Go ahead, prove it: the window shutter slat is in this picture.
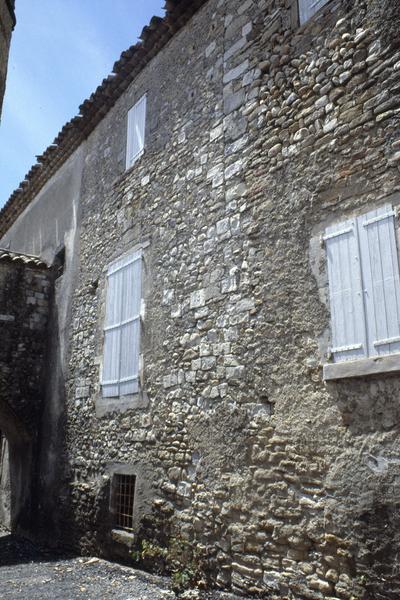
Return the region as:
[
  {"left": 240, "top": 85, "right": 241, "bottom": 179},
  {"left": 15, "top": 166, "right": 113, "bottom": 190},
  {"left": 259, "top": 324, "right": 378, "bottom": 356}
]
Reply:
[
  {"left": 121, "top": 256, "right": 142, "bottom": 321},
  {"left": 119, "top": 255, "right": 142, "bottom": 395},
  {"left": 325, "top": 219, "right": 366, "bottom": 362},
  {"left": 119, "top": 319, "right": 140, "bottom": 395},
  {"left": 102, "top": 329, "right": 121, "bottom": 397},
  {"left": 298, "top": 0, "right": 330, "bottom": 25},
  {"left": 357, "top": 205, "right": 400, "bottom": 357},
  {"left": 126, "top": 95, "right": 146, "bottom": 169},
  {"left": 102, "top": 252, "right": 142, "bottom": 398},
  {"left": 102, "top": 268, "right": 124, "bottom": 396},
  {"left": 105, "top": 269, "right": 124, "bottom": 327}
]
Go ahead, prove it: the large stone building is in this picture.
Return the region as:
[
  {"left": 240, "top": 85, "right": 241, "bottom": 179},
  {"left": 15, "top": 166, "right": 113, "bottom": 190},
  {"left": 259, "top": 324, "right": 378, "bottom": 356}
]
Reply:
[
  {"left": 0, "top": 0, "right": 15, "bottom": 119},
  {"left": 0, "top": 0, "right": 400, "bottom": 597}
]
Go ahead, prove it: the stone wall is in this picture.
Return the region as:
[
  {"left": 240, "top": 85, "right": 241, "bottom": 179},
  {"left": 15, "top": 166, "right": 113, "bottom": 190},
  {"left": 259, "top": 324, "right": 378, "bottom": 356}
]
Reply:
[
  {"left": 1, "top": 0, "right": 400, "bottom": 598},
  {"left": 65, "top": 0, "right": 400, "bottom": 597},
  {"left": 0, "top": 254, "right": 50, "bottom": 533},
  {"left": 0, "top": 0, "right": 15, "bottom": 120}
]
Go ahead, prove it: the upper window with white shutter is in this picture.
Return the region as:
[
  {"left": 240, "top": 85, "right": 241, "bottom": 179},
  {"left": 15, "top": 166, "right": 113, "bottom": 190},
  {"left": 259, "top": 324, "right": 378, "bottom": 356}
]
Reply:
[
  {"left": 101, "top": 250, "right": 142, "bottom": 398},
  {"left": 324, "top": 204, "right": 400, "bottom": 365},
  {"left": 126, "top": 94, "right": 147, "bottom": 170},
  {"left": 298, "top": 0, "right": 330, "bottom": 25}
]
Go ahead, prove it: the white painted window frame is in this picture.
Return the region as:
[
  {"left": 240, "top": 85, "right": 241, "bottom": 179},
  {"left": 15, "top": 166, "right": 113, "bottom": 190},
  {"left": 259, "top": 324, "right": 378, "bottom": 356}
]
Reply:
[
  {"left": 101, "top": 249, "right": 143, "bottom": 398},
  {"left": 126, "top": 94, "right": 147, "bottom": 170},
  {"left": 323, "top": 204, "right": 400, "bottom": 380},
  {"left": 298, "top": 0, "right": 331, "bottom": 26}
]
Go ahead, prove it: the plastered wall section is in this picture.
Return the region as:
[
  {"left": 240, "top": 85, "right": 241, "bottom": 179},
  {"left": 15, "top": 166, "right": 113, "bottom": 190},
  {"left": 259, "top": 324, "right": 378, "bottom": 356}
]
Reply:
[{"left": 0, "top": 148, "right": 83, "bottom": 541}]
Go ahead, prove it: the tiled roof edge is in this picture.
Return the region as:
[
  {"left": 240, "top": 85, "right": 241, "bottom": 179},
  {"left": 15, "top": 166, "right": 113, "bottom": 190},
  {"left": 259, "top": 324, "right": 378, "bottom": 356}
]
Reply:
[
  {"left": 0, "top": 248, "right": 48, "bottom": 269},
  {"left": 0, "top": 0, "right": 208, "bottom": 238}
]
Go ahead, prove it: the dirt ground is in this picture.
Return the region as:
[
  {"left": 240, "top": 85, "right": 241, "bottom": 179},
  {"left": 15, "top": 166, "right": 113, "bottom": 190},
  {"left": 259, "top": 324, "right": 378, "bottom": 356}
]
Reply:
[{"left": 0, "top": 530, "right": 241, "bottom": 600}]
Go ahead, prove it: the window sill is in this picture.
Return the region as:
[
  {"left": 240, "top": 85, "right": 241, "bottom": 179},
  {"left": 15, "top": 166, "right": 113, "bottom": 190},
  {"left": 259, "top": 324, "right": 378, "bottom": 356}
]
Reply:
[
  {"left": 111, "top": 528, "right": 135, "bottom": 547},
  {"left": 323, "top": 353, "right": 400, "bottom": 381},
  {"left": 96, "top": 391, "right": 149, "bottom": 417}
]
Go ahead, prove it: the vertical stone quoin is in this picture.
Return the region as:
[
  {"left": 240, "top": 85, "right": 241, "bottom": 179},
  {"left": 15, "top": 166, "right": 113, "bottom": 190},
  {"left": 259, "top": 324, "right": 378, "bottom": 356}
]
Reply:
[{"left": 0, "top": 0, "right": 400, "bottom": 598}]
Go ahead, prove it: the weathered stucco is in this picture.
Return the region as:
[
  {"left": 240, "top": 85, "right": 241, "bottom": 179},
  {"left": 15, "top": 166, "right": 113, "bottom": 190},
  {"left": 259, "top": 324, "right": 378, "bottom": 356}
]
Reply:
[
  {"left": 0, "top": 147, "right": 83, "bottom": 544},
  {"left": 1, "top": 0, "right": 400, "bottom": 598}
]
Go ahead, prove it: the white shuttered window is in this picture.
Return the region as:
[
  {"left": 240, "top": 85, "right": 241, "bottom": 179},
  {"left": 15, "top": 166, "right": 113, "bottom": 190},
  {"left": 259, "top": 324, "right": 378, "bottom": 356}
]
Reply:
[
  {"left": 298, "top": 0, "right": 330, "bottom": 25},
  {"left": 126, "top": 94, "right": 147, "bottom": 170},
  {"left": 325, "top": 205, "right": 400, "bottom": 363},
  {"left": 102, "top": 251, "right": 142, "bottom": 397},
  {"left": 324, "top": 218, "right": 366, "bottom": 362}
]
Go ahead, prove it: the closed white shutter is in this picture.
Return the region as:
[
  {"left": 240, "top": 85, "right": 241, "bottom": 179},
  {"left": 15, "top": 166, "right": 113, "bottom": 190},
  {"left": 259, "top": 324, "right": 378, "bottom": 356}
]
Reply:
[
  {"left": 102, "top": 268, "right": 124, "bottom": 397},
  {"left": 298, "top": 0, "right": 330, "bottom": 25},
  {"left": 324, "top": 218, "right": 366, "bottom": 362},
  {"left": 126, "top": 95, "right": 146, "bottom": 169},
  {"left": 357, "top": 205, "right": 400, "bottom": 357},
  {"left": 102, "top": 250, "right": 142, "bottom": 397},
  {"left": 119, "top": 255, "right": 142, "bottom": 395}
]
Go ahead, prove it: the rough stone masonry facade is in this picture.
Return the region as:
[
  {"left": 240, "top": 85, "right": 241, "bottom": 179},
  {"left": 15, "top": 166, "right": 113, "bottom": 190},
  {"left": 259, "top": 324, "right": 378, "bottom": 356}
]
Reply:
[{"left": 1, "top": 0, "right": 400, "bottom": 598}]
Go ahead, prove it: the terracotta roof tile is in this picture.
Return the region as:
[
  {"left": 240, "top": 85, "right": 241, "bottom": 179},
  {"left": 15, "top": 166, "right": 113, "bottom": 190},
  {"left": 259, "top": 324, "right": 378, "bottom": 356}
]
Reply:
[{"left": 0, "top": 248, "right": 48, "bottom": 269}]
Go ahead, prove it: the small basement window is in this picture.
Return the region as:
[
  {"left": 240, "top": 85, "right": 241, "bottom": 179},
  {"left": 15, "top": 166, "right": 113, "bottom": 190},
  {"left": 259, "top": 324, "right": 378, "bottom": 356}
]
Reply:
[{"left": 113, "top": 474, "right": 136, "bottom": 531}]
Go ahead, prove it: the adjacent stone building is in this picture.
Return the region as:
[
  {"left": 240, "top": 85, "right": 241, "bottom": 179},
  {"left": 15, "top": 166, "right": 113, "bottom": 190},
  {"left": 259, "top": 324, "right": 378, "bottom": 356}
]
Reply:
[
  {"left": 0, "top": 0, "right": 15, "bottom": 119},
  {"left": 0, "top": 250, "right": 50, "bottom": 532},
  {"left": 1, "top": 0, "right": 400, "bottom": 598}
]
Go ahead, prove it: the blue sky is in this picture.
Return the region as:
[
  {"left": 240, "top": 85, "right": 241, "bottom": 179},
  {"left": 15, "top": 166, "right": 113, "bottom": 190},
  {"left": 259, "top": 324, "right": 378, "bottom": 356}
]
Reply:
[{"left": 0, "top": 0, "right": 165, "bottom": 207}]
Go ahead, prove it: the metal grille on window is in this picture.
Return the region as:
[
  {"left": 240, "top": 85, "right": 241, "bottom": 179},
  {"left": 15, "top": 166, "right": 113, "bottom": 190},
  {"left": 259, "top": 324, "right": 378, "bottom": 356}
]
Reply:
[{"left": 114, "top": 474, "right": 136, "bottom": 531}]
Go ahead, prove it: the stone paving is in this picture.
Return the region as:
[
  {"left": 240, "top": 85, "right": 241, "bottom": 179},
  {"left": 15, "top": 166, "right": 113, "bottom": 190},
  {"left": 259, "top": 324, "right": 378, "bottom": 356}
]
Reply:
[{"left": 0, "top": 530, "right": 240, "bottom": 600}]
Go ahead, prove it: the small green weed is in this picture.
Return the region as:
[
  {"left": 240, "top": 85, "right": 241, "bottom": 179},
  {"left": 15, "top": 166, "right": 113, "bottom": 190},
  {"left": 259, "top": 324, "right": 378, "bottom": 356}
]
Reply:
[{"left": 132, "top": 536, "right": 203, "bottom": 592}]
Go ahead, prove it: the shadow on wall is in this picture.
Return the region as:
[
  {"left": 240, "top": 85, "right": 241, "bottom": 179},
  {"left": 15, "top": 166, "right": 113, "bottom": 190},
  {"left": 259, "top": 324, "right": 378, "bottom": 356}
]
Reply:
[
  {"left": 0, "top": 263, "right": 71, "bottom": 547},
  {"left": 0, "top": 400, "right": 35, "bottom": 535},
  {"left": 326, "top": 376, "right": 400, "bottom": 599},
  {"left": 329, "top": 376, "right": 400, "bottom": 435},
  {"left": 356, "top": 502, "right": 400, "bottom": 600},
  {"left": 33, "top": 282, "right": 71, "bottom": 549}
]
